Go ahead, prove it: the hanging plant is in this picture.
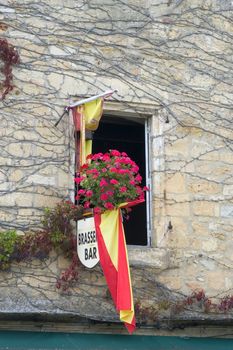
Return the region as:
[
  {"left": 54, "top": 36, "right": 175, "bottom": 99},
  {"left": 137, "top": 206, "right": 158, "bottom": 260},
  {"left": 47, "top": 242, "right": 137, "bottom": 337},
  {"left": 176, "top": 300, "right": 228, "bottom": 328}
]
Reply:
[
  {"left": 0, "top": 38, "right": 20, "bottom": 99},
  {"left": 75, "top": 150, "right": 149, "bottom": 214}
]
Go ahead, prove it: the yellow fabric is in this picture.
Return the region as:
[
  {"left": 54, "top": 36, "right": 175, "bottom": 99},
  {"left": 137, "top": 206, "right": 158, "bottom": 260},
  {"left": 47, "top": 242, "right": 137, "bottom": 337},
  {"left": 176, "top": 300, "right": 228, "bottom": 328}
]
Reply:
[
  {"left": 98, "top": 206, "right": 135, "bottom": 332},
  {"left": 78, "top": 98, "right": 103, "bottom": 165},
  {"left": 120, "top": 310, "right": 134, "bottom": 324},
  {"left": 99, "top": 209, "right": 119, "bottom": 270},
  {"left": 84, "top": 98, "right": 103, "bottom": 131},
  {"left": 79, "top": 105, "right": 86, "bottom": 166},
  {"left": 119, "top": 222, "right": 134, "bottom": 325},
  {"left": 85, "top": 140, "right": 92, "bottom": 160}
]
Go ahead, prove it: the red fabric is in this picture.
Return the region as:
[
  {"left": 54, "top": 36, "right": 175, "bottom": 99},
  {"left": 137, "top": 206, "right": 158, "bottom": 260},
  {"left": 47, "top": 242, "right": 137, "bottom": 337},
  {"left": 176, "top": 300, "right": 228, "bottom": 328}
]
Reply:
[
  {"left": 125, "top": 318, "right": 136, "bottom": 334},
  {"left": 117, "top": 211, "right": 136, "bottom": 333},
  {"left": 94, "top": 214, "right": 118, "bottom": 304},
  {"left": 94, "top": 211, "right": 136, "bottom": 333},
  {"left": 72, "top": 107, "right": 81, "bottom": 131},
  {"left": 120, "top": 198, "right": 144, "bottom": 209}
]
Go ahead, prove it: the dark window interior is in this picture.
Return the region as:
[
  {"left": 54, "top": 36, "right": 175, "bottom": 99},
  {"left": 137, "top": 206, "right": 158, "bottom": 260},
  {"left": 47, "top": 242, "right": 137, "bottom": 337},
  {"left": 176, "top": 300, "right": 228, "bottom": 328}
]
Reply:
[{"left": 92, "top": 115, "right": 147, "bottom": 246}]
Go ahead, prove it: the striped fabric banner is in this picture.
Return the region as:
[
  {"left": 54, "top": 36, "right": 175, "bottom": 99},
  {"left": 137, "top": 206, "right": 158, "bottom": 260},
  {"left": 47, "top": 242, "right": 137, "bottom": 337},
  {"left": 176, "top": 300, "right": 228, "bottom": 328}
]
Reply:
[
  {"left": 94, "top": 204, "right": 140, "bottom": 333},
  {"left": 72, "top": 98, "right": 103, "bottom": 170}
]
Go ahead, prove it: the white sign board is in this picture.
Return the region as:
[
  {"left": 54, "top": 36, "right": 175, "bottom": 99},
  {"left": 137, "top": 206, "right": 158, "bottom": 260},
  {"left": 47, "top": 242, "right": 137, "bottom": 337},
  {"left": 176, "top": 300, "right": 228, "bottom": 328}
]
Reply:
[{"left": 77, "top": 217, "right": 99, "bottom": 268}]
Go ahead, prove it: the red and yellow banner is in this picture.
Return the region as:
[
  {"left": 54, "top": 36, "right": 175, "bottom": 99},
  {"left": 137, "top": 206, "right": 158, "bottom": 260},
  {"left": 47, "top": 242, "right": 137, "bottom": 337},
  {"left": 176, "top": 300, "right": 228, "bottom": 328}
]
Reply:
[
  {"left": 72, "top": 98, "right": 103, "bottom": 170},
  {"left": 94, "top": 200, "right": 143, "bottom": 333},
  {"left": 71, "top": 92, "right": 140, "bottom": 333}
]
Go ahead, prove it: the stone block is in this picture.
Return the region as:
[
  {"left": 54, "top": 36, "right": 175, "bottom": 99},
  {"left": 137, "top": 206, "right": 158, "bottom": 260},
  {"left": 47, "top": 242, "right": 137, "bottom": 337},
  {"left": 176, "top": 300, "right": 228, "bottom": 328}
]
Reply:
[
  {"left": 8, "top": 142, "right": 33, "bottom": 158},
  {"left": 166, "top": 202, "right": 190, "bottom": 217},
  {"left": 208, "top": 271, "right": 226, "bottom": 290},
  {"left": 26, "top": 174, "right": 56, "bottom": 186},
  {"left": 202, "top": 239, "right": 218, "bottom": 252},
  {"left": 57, "top": 170, "right": 71, "bottom": 188},
  {"left": 0, "top": 193, "right": 16, "bottom": 206},
  {"left": 166, "top": 173, "right": 186, "bottom": 194},
  {"left": 223, "top": 185, "right": 233, "bottom": 196},
  {"left": 192, "top": 221, "right": 209, "bottom": 237},
  {"left": 14, "top": 193, "right": 34, "bottom": 207},
  {"left": 188, "top": 180, "right": 222, "bottom": 195},
  {"left": 221, "top": 205, "right": 233, "bottom": 218},
  {"left": 33, "top": 194, "right": 59, "bottom": 208},
  {"left": 128, "top": 247, "right": 170, "bottom": 270},
  {"left": 219, "top": 152, "right": 233, "bottom": 164},
  {"left": 193, "top": 201, "right": 218, "bottom": 217},
  {"left": 158, "top": 275, "right": 182, "bottom": 290},
  {"left": 166, "top": 229, "right": 190, "bottom": 249},
  {"left": 48, "top": 72, "right": 64, "bottom": 89},
  {"left": 165, "top": 138, "right": 189, "bottom": 157},
  {"left": 9, "top": 170, "right": 24, "bottom": 182}
]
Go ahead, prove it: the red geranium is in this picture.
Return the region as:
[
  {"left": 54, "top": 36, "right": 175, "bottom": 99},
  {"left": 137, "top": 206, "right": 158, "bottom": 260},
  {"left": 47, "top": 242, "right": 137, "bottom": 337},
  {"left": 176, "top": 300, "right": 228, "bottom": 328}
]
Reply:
[{"left": 75, "top": 150, "right": 149, "bottom": 212}]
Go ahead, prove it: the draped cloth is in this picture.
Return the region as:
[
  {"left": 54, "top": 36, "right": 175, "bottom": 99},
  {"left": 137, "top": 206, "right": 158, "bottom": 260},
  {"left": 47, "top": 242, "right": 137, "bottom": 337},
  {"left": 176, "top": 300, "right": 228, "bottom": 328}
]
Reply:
[
  {"left": 72, "top": 98, "right": 103, "bottom": 170},
  {"left": 94, "top": 200, "right": 144, "bottom": 333}
]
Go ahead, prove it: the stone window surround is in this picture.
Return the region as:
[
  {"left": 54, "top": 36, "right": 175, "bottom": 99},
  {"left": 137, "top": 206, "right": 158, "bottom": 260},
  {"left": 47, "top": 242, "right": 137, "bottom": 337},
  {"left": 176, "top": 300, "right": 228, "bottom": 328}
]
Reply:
[{"left": 101, "top": 100, "right": 170, "bottom": 269}]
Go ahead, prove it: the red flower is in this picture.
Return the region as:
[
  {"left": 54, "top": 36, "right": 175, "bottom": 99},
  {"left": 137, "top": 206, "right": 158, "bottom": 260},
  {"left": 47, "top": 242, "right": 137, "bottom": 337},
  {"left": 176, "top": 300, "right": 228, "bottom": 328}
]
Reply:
[
  {"left": 85, "top": 190, "right": 93, "bottom": 197},
  {"left": 92, "top": 152, "right": 103, "bottom": 160},
  {"left": 74, "top": 176, "right": 84, "bottom": 184},
  {"left": 110, "top": 150, "right": 121, "bottom": 157},
  {"left": 81, "top": 163, "right": 88, "bottom": 170},
  {"left": 119, "top": 169, "right": 129, "bottom": 174},
  {"left": 135, "top": 174, "right": 142, "bottom": 183},
  {"left": 102, "top": 154, "right": 111, "bottom": 162},
  {"left": 106, "top": 190, "right": 114, "bottom": 197},
  {"left": 119, "top": 186, "right": 127, "bottom": 193},
  {"left": 132, "top": 166, "right": 139, "bottom": 173},
  {"left": 100, "top": 178, "right": 108, "bottom": 187},
  {"left": 110, "top": 179, "right": 118, "bottom": 185},
  {"left": 104, "top": 202, "right": 114, "bottom": 210},
  {"left": 78, "top": 189, "right": 86, "bottom": 195},
  {"left": 94, "top": 207, "right": 102, "bottom": 214},
  {"left": 100, "top": 193, "right": 108, "bottom": 201},
  {"left": 143, "top": 186, "right": 149, "bottom": 191},
  {"left": 84, "top": 201, "right": 90, "bottom": 208}
]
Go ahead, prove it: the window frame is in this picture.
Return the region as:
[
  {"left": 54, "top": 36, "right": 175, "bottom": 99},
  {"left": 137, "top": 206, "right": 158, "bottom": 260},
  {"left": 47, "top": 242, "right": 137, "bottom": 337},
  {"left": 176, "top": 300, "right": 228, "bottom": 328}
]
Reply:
[{"left": 102, "top": 100, "right": 157, "bottom": 247}]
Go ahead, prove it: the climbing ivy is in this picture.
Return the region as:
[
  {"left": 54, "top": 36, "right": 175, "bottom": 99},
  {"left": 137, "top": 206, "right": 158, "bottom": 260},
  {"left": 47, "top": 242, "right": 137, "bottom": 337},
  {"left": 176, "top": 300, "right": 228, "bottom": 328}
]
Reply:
[
  {"left": 0, "top": 230, "right": 18, "bottom": 270},
  {"left": 0, "top": 200, "right": 83, "bottom": 290},
  {"left": 0, "top": 38, "right": 20, "bottom": 99}
]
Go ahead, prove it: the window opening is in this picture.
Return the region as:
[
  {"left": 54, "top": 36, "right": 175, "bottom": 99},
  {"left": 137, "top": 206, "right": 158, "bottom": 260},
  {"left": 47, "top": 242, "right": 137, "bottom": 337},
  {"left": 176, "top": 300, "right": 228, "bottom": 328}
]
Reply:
[{"left": 92, "top": 115, "right": 150, "bottom": 246}]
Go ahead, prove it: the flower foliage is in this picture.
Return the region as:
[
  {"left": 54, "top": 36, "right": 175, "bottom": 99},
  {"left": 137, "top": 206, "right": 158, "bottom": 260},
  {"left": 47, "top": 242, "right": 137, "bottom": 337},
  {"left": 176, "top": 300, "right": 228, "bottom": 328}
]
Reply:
[{"left": 75, "top": 150, "right": 149, "bottom": 213}]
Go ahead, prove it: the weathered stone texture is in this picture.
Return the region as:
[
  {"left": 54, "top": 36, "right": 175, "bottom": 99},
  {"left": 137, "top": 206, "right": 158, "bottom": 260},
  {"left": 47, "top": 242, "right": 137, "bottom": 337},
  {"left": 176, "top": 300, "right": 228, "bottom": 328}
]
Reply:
[{"left": 0, "top": 0, "right": 233, "bottom": 328}]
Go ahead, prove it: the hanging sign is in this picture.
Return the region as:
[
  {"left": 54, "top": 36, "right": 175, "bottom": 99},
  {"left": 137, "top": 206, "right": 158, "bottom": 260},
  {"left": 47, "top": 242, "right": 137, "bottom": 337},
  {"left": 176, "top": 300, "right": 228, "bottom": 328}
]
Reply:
[{"left": 77, "top": 217, "right": 99, "bottom": 268}]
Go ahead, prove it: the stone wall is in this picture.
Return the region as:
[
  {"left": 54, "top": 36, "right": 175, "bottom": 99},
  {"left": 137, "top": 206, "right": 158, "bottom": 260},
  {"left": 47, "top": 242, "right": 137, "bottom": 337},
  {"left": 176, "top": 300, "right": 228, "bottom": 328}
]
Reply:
[{"left": 0, "top": 0, "right": 233, "bottom": 332}]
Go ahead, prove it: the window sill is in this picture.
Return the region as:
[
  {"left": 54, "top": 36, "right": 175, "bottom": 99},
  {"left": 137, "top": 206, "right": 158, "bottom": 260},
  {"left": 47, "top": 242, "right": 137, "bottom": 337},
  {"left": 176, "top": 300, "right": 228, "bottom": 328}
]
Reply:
[{"left": 127, "top": 246, "right": 170, "bottom": 270}]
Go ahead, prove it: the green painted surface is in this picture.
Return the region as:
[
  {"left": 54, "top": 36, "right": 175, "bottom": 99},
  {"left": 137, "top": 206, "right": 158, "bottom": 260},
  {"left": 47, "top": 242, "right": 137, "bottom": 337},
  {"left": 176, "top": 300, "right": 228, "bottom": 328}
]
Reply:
[{"left": 0, "top": 331, "right": 233, "bottom": 350}]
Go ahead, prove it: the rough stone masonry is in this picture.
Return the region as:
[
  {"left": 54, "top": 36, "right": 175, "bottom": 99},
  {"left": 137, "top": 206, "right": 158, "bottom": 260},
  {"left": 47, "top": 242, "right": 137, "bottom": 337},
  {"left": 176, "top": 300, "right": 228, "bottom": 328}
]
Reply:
[{"left": 0, "top": 0, "right": 232, "bottom": 332}]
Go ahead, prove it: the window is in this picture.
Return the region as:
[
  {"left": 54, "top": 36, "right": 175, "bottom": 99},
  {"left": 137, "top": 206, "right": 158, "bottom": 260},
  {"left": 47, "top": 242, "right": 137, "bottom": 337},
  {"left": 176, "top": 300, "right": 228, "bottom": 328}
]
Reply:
[{"left": 92, "top": 114, "right": 151, "bottom": 246}]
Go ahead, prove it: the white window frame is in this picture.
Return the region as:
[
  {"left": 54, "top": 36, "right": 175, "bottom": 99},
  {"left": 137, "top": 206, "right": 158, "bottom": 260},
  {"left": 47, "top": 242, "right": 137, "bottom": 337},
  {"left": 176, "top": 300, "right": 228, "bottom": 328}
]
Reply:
[{"left": 103, "top": 100, "right": 157, "bottom": 247}]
